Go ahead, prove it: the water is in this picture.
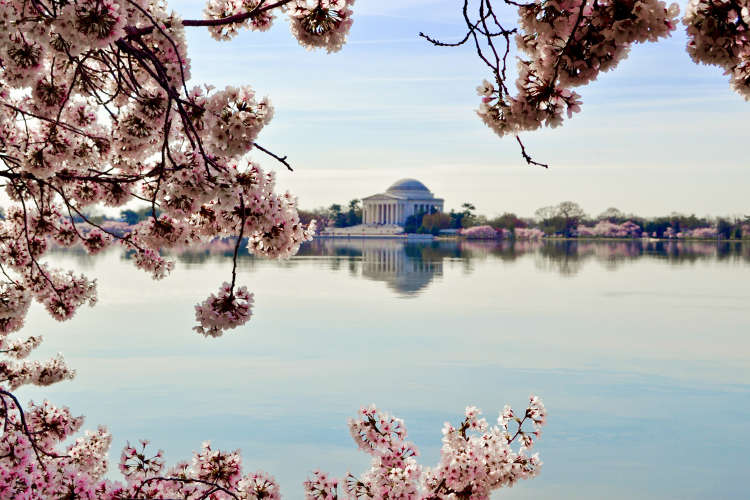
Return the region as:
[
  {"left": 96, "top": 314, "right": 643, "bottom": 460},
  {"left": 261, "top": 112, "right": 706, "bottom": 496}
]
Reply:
[{"left": 18, "top": 239, "right": 750, "bottom": 499}]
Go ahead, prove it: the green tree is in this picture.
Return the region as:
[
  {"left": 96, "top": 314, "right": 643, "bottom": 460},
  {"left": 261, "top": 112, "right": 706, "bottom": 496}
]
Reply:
[
  {"left": 716, "top": 218, "right": 733, "bottom": 239},
  {"left": 420, "top": 213, "right": 452, "bottom": 235},
  {"left": 597, "top": 207, "right": 625, "bottom": 223},
  {"left": 346, "top": 199, "right": 362, "bottom": 226},
  {"left": 489, "top": 212, "right": 526, "bottom": 231},
  {"left": 328, "top": 204, "right": 348, "bottom": 227},
  {"left": 535, "top": 202, "right": 586, "bottom": 236}
]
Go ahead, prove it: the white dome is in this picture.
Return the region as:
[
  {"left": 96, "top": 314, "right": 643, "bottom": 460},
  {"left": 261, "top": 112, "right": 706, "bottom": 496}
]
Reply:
[{"left": 386, "top": 179, "right": 431, "bottom": 194}]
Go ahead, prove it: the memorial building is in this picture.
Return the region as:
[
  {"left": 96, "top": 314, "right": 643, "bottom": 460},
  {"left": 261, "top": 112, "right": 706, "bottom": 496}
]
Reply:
[{"left": 361, "top": 179, "right": 444, "bottom": 226}]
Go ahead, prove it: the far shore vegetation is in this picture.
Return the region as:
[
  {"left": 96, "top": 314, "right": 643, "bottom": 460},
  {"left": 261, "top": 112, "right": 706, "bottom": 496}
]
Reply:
[
  {"left": 296, "top": 200, "right": 749, "bottom": 240},
  {"left": 8, "top": 201, "right": 746, "bottom": 242}
]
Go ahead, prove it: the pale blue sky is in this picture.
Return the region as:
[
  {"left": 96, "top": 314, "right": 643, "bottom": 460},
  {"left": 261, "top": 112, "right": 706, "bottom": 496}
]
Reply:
[{"left": 181, "top": 1, "right": 747, "bottom": 217}]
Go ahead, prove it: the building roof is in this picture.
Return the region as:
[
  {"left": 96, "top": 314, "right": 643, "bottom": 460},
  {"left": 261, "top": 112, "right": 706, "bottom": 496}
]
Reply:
[
  {"left": 361, "top": 179, "right": 443, "bottom": 202},
  {"left": 386, "top": 178, "right": 431, "bottom": 193}
]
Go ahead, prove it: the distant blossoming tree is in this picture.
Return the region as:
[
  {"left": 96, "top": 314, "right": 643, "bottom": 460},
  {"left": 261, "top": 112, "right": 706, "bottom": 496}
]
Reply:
[
  {"left": 514, "top": 227, "right": 545, "bottom": 240},
  {"left": 462, "top": 225, "right": 501, "bottom": 239},
  {"left": 576, "top": 220, "right": 642, "bottom": 238}
]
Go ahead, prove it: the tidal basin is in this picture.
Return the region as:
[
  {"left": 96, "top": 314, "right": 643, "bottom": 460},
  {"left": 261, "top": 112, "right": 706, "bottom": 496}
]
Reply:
[{"left": 18, "top": 239, "right": 750, "bottom": 499}]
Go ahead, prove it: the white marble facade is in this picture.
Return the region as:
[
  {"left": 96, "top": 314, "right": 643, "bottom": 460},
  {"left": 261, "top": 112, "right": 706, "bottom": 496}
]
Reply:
[{"left": 361, "top": 179, "right": 444, "bottom": 226}]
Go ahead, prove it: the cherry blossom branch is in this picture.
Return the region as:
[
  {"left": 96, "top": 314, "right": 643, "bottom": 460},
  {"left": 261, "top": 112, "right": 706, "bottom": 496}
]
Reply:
[
  {"left": 124, "top": 0, "right": 295, "bottom": 38},
  {"left": 253, "top": 141, "right": 293, "bottom": 171},
  {"left": 516, "top": 135, "right": 548, "bottom": 168},
  {"left": 0, "top": 389, "right": 45, "bottom": 464},
  {"left": 132, "top": 476, "right": 241, "bottom": 499},
  {"left": 421, "top": 1, "right": 550, "bottom": 166},
  {"left": 230, "top": 196, "right": 247, "bottom": 293}
]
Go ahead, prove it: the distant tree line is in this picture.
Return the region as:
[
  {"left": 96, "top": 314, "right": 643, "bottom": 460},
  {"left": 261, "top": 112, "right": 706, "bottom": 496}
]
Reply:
[
  {"left": 304, "top": 199, "right": 749, "bottom": 239},
  {"left": 298, "top": 200, "right": 362, "bottom": 230},
  {"left": 465, "top": 202, "right": 749, "bottom": 240},
  {"left": 47, "top": 201, "right": 748, "bottom": 241},
  {"left": 527, "top": 202, "right": 749, "bottom": 239}
]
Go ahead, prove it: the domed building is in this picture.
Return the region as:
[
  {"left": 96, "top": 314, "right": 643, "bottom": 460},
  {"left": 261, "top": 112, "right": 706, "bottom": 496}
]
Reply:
[{"left": 361, "top": 179, "right": 444, "bottom": 226}]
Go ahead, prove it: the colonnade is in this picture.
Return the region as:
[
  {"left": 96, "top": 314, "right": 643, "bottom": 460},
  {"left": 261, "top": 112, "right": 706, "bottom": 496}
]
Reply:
[{"left": 362, "top": 201, "right": 441, "bottom": 225}]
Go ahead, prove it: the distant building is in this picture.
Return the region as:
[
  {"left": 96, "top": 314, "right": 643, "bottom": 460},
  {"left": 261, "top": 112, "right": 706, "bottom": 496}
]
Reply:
[{"left": 361, "top": 179, "right": 444, "bottom": 226}]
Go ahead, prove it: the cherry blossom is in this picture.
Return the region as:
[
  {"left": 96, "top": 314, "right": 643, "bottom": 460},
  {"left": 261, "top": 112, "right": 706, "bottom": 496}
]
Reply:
[
  {"left": 462, "top": 225, "right": 501, "bottom": 239},
  {"left": 576, "top": 220, "right": 643, "bottom": 238},
  {"left": 288, "top": 0, "right": 356, "bottom": 53},
  {"left": 1, "top": 322, "right": 546, "bottom": 499},
  {"left": 475, "top": 0, "right": 680, "bottom": 137},
  {"left": 514, "top": 227, "right": 545, "bottom": 240},
  {"left": 0, "top": 0, "right": 339, "bottom": 337},
  {"left": 421, "top": 1, "right": 750, "bottom": 165},
  {"left": 194, "top": 282, "right": 254, "bottom": 337},
  {"left": 684, "top": 0, "right": 750, "bottom": 98},
  {"left": 1, "top": 359, "right": 547, "bottom": 499}
]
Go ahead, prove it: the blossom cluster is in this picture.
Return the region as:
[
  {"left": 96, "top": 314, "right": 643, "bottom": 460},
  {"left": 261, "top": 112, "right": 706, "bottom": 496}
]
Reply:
[
  {"left": 0, "top": 0, "right": 329, "bottom": 336},
  {"left": 461, "top": 226, "right": 548, "bottom": 241},
  {"left": 514, "top": 227, "right": 546, "bottom": 240},
  {"left": 684, "top": 0, "right": 750, "bottom": 98},
  {"left": 193, "top": 282, "right": 254, "bottom": 337},
  {"left": 202, "top": 0, "right": 356, "bottom": 52},
  {"left": 0, "top": 381, "right": 546, "bottom": 499},
  {"left": 477, "top": 0, "right": 680, "bottom": 136},
  {"left": 307, "top": 396, "right": 546, "bottom": 499},
  {"left": 204, "top": 0, "right": 277, "bottom": 40},
  {"left": 674, "top": 226, "right": 719, "bottom": 239},
  {"left": 576, "top": 220, "right": 643, "bottom": 238},
  {"left": 461, "top": 225, "right": 501, "bottom": 240},
  {"left": 2, "top": 290, "right": 547, "bottom": 499},
  {"left": 289, "top": 0, "right": 356, "bottom": 53}
]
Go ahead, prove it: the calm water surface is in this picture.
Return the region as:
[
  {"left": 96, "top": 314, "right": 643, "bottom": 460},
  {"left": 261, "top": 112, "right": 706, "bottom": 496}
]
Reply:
[{"left": 19, "top": 239, "right": 750, "bottom": 499}]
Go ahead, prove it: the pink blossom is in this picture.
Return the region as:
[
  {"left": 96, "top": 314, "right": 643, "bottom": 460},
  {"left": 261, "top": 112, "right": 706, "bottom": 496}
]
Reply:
[{"left": 461, "top": 225, "right": 500, "bottom": 239}]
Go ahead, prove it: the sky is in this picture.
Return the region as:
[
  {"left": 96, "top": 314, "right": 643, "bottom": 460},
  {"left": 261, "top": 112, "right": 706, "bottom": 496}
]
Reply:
[{"left": 98, "top": 2, "right": 750, "bottom": 218}]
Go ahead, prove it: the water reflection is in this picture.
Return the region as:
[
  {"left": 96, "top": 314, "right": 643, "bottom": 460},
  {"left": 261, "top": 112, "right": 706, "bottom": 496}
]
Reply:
[
  {"left": 52, "top": 239, "right": 750, "bottom": 295},
  {"left": 40, "top": 234, "right": 750, "bottom": 298},
  {"left": 334, "top": 239, "right": 448, "bottom": 295},
  {"left": 29, "top": 238, "right": 750, "bottom": 500}
]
